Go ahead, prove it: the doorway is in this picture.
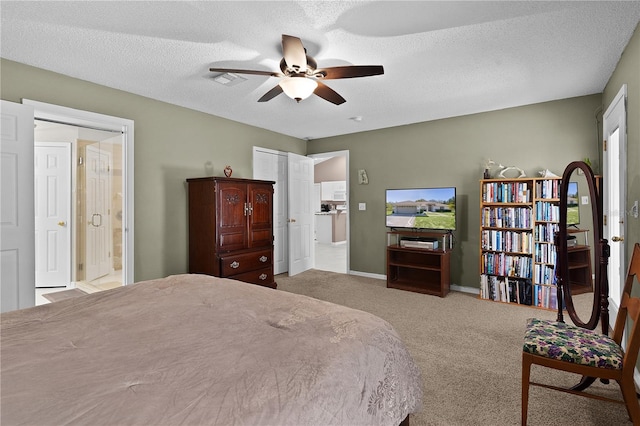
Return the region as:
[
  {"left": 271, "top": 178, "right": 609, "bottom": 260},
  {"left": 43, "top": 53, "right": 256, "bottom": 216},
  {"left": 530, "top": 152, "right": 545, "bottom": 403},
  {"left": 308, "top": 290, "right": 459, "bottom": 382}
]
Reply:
[
  {"left": 27, "top": 100, "right": 134, "bottom": 304},
  {"left": 34, "top": 120, "right": 124, "bottom": 300},
  {"left": 309, "top": 151, "right": 349, "bottom": 274}
]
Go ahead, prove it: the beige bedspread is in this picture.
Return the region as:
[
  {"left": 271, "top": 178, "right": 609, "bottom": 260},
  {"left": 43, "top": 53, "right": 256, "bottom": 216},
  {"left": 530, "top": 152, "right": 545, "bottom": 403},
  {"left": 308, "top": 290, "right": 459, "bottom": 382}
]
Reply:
[{"left": 1, "top": 274, "right": 422, "bottom": 425}]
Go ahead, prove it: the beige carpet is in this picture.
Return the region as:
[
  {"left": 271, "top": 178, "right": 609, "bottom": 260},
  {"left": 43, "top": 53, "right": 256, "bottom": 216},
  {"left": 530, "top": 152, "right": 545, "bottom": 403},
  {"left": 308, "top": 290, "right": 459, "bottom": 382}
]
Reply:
[
  {"left": 277, "top": 270, "right": 631, "bottom": 425},
  {"left": 43, "top": 288, "right": 88, "bottom": 303}
]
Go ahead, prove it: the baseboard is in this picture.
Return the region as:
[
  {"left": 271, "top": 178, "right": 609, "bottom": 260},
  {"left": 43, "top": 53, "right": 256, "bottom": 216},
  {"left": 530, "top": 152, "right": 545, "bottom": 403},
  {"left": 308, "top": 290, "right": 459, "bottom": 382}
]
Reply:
[
  {"left": 349, "top": 270, "right": 386, "bottom": 280},
  {"left": 450, "top": 284, "right": 479, "bottom": 295},
  {"left": 349, "top": 271, "right": 480, "bottom": 296}
]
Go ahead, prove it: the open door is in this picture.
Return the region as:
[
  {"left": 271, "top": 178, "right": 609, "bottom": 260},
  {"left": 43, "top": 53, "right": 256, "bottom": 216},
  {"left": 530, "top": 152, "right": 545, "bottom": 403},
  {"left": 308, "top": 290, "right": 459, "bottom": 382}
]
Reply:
[
  {"left": 287, "top": 152, "right": 314, "bottom": 276},
  {"left": 34, "top": 142, "right": 71, "bottom": 288},
  {"left": 1, "top": 100, "right": 35, "bottom": 312},
  {"left": 603, "top": 84, "right": 627, "bottom": 317}
]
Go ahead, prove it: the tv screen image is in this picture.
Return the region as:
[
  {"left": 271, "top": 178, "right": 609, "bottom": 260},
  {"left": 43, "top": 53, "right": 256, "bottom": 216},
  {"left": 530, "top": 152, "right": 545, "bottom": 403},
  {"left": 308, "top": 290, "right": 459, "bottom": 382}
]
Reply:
[
  {"left": 567, "top": 181, "right": 580, "bottom": 226},
  {"left": 386, "top": 187, "right": 456, "bottom": 230}
]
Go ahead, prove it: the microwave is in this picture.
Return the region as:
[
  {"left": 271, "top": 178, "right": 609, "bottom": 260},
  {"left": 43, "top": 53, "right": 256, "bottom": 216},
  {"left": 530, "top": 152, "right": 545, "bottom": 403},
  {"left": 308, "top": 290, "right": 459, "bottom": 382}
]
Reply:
[{"left": 333, "top": 191, "right": 346, "bottom": 201}]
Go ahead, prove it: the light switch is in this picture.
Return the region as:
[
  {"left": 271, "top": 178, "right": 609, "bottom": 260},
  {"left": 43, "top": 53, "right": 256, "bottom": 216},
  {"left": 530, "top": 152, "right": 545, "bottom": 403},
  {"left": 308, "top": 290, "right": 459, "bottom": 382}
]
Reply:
[{"left": 359, "top": 203, "right": 366, "bottom": 211}]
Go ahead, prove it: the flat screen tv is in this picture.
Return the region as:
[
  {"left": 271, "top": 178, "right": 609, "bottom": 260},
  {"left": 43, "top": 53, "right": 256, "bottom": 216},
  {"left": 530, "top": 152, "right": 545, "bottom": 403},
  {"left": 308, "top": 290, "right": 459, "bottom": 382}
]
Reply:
[
  {"left": 567, "top": 181, "right": 580, "bottom": 226},
  {"left": 385, "top": 187, "right": 456, "bottom": 230}
]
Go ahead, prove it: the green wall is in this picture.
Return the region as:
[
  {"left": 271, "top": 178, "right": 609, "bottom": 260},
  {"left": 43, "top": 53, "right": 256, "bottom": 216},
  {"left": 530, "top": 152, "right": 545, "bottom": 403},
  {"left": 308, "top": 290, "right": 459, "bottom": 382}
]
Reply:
[
  {"left": 307, "top": 95, "right": 603, "bottom": 287},
  {"left": 3, "top": 19, "right": 638, "bottom": 289},
  {"left": 0, "top": 59, "right": 305, "bottom": 281}
]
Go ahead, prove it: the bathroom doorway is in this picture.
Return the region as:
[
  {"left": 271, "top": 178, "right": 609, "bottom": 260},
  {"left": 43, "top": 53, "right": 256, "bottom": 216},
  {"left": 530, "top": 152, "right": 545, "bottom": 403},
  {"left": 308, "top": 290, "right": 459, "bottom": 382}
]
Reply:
[
  {"left": 34, "top": 120, "right": 124, "bottom": 296},
  {"left": 28, "top": 100, "right": 134, "bottom": 305}
]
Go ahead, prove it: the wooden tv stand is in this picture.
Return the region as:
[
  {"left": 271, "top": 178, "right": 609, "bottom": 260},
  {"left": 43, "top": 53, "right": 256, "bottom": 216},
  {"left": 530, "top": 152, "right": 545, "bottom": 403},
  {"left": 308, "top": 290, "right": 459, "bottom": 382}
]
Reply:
[
  {"left": 566, "top": 229, "right": 593, "bottom": 295},
  {"left": 386, "top": 231, "right": 451, "bottom": 297}
]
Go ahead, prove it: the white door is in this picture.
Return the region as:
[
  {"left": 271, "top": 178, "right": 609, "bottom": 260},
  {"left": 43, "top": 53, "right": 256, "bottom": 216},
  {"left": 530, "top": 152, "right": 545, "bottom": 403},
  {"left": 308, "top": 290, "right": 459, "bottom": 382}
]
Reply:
[
  {"left": 85, "top": 144, "right": 112, "bottom": 282},
  {"left": 1, "top": 101, "right": 35, "bottom": 312},
  {"left": 253, "top": 147, "right": 288, "bottom": 274},
  {"left": 34, "top": 143, "right": 71, "bottom": 288},
  {"left": 287, "top": 152, "right": 314, "bottom": 276},
  {"left": 602, "top": 84, "right": 627, "bottom": 314}
]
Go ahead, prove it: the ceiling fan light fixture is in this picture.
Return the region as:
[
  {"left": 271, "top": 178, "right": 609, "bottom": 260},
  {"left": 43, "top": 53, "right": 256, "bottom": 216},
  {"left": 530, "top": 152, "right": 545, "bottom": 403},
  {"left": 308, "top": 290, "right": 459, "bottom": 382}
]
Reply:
[{"left": 279, "top": 76, "right": 318, "bottom": 102}]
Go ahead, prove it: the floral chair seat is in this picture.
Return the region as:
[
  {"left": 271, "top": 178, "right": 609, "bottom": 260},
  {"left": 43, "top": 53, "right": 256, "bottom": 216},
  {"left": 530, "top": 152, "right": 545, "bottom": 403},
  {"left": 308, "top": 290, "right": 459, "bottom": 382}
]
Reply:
[{"left": 523, "top": 318, "right": 623, "bottom": 370}]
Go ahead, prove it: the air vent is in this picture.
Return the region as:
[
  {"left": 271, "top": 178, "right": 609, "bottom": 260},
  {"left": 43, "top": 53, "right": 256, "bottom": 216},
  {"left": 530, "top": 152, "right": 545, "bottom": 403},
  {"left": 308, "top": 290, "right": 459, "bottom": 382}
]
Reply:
[{"left": 212, "top": 72, "right": 247, "bottom": 87}]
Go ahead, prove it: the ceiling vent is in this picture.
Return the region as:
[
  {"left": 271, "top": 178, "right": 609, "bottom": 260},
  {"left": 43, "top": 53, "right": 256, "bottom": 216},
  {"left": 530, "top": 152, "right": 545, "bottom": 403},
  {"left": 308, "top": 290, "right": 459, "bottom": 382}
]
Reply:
[{"left": 212, "top": 72, "right": 247, "bottom": 87}]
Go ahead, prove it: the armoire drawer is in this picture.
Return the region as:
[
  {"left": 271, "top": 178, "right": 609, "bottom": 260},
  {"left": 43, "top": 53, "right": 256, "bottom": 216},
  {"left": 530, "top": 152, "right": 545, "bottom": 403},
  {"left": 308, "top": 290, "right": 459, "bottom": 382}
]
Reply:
[
  {"left": 219, "top": 249, "right": 272, "bottom": 276},
  {"left": 230, "top": 267, "right": 275, "bottom": 288}
]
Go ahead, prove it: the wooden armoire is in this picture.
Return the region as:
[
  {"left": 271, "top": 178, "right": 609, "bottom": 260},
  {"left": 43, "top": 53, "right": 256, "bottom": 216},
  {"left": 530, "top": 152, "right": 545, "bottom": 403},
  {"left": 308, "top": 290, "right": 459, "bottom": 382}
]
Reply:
[{"left": 187, "top": 177, "right": 276, "bottom": 288}]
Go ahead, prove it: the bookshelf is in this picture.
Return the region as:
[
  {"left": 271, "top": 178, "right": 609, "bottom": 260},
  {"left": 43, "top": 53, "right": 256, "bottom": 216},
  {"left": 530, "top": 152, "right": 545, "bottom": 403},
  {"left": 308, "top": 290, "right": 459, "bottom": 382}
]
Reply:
[
  {"left": 387, "top": 230, "right": 451, "bottom": 297},
  {"left": 479, "top": 177, "right": 565, "bottom": 310}
]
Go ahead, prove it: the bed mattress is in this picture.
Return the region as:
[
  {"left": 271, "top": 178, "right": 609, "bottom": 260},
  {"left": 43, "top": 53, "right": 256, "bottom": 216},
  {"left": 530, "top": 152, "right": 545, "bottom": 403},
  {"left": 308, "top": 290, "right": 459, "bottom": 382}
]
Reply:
[{"left": 1, "top": 274, "right": 422, "bottom": 425}]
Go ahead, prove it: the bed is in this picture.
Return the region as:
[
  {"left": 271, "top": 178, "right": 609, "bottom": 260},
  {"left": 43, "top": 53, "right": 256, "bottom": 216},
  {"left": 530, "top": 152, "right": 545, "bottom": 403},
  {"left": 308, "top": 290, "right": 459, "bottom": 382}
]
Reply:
[{"left": 1, "top": 274, "right": 422, "bottom": 425}]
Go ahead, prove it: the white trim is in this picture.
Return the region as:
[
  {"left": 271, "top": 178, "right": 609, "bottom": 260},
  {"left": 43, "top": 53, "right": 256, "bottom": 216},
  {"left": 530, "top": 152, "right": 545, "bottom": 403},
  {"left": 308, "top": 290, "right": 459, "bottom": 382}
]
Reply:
[
  {"left": 23, "top": 99, "right": 134, "bottom": 285},
  {"left": 253, "top": 146, "right": 287, "bottom": 157},
  {"left": 450, "top": 284, "right": 479, "bottom": 295},
  {"left": 350, "top": 270, "right": 386, "bottom": 280}
]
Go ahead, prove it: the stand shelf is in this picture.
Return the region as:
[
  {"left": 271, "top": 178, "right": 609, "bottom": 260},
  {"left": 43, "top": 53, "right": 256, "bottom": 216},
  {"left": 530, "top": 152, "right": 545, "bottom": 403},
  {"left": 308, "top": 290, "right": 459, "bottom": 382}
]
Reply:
[
  {"left": 386, "top": 231, "right": 451, "bottom": 297},
  {"left": 566, "top": 244, "right": 593, "bottom": 295}
]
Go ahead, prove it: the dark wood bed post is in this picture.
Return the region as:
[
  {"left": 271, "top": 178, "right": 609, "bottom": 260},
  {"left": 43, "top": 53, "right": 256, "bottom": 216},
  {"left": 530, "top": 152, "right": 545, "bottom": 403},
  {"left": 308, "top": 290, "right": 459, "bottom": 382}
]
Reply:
[{"left": 399, "top": 415, "right": 410, "bottom": 426}]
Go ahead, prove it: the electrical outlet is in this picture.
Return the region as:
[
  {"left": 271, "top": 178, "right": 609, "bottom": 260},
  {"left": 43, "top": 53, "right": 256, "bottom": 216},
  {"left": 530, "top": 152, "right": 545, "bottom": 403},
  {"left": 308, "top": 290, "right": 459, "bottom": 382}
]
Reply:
[
  {"left": 581, "top": 196, "right": 589, "bottom": 205},
  {"left": 632, "top": 200, "right": 639, "bottom": 219},
  {"left": 359, "top": 203, "right": 366, "bottom": 211}
]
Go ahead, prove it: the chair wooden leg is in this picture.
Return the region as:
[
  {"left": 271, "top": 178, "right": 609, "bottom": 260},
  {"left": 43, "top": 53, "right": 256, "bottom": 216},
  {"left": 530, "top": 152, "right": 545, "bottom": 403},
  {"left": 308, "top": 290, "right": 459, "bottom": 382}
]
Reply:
[
  {"left": 619, "top": 378, "right": 640, "bottom": 424},
  {"left": 522, "top": 353, "right": 532, "bottom": 426}
]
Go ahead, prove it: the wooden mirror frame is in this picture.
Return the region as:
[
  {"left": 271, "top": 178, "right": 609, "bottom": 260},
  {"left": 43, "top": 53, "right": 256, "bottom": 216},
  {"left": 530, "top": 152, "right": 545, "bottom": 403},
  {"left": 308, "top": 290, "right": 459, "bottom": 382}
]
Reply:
[{"left": 556, "top": 161, "right": 610, "bottom": 333}]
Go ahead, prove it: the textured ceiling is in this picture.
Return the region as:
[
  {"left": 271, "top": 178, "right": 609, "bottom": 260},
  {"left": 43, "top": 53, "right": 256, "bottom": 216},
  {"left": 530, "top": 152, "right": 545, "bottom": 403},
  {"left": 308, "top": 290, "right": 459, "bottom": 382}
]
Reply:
[{"left": 2, "top": 1, "right": 639, "bottom": 140}]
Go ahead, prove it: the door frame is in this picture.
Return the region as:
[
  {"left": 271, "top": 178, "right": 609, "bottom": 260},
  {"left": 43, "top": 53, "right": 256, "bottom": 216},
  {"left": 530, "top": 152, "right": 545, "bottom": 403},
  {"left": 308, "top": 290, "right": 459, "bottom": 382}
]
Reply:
[{"left": 24, "top": 100, "right": 135, "bottom": 285}]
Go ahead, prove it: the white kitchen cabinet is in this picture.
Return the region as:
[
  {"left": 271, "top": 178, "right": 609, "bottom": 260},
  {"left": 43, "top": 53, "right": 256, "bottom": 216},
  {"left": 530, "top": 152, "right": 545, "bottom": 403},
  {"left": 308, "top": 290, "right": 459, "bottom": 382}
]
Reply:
[
  {"left": 321, "top": 181, "right": 347, "bottom": 201},
  {"left": 315, "top": 214, "right": 333, "bottom": 243}
]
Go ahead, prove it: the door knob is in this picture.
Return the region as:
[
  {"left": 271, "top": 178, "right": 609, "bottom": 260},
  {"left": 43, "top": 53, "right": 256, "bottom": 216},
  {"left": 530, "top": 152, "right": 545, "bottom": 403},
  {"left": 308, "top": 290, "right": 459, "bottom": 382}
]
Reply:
[
  {"left": 58, "top": 221, "right": 66, "bottom": 227},
  {"left": 612, "top": 236, "right": 624, "bottom": 242},
  {"left": 288, "top": 218, "right": 296, "bottom": 223}
]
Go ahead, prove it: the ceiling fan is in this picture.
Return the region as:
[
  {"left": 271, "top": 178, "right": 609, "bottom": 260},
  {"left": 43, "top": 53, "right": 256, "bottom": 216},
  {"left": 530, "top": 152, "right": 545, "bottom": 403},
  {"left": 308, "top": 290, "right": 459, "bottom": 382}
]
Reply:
[{"left": 210, "top": 34, "right": 384, "bottom": 105}]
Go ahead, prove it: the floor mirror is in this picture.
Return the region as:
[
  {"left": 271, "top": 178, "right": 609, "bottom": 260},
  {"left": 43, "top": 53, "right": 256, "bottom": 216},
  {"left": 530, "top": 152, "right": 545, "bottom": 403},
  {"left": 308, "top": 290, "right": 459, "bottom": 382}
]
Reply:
[{"left": 555, "top": 160, "right": 610, "bottom": 391}]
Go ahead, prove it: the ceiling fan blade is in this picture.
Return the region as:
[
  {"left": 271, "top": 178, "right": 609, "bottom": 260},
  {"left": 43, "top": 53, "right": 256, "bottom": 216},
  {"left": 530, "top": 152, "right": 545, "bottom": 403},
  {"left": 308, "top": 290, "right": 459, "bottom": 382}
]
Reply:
[
  {"left": 282, "top": 34, "right": 307, "bottom": 73},
  {"left": 316, "top": 65, "right": 384, "bottom": 79},
  {"left": 210, "top": 67, "right": 282, "bottom": 77},
  {"left": 257, "top": 85, "right": 284, "bottom": 102},
  {"left": 314, "top": 81, "right": 346, "bottom": 105}
]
